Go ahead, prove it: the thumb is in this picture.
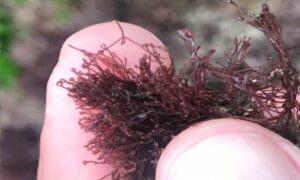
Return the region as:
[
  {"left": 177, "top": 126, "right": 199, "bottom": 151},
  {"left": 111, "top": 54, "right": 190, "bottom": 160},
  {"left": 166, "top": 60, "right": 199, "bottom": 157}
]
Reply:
[{"left": 156, "top": 118, "right": 300, "bottom": 180}]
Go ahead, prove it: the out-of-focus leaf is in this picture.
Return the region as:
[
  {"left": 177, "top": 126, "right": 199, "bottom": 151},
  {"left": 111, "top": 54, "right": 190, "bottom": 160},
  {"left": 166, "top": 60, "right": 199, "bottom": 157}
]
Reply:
[
  {"left": 0, "top": 4, "right": 14, "bottom": 51},
  {"left": 0, "top": 54, "right": 19, "bottom": 87},
  {"left": 0, "top": 2, "right": 19, "bottom": 88}
]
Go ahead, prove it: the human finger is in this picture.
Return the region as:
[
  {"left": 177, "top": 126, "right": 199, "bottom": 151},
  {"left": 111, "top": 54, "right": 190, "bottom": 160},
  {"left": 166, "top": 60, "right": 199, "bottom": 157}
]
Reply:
[
  {"left": 156, "top": 118, "right": 300, "bottom": 180},
  {"left": 38, "top": 21, "right": 171, "bottom": 180}
]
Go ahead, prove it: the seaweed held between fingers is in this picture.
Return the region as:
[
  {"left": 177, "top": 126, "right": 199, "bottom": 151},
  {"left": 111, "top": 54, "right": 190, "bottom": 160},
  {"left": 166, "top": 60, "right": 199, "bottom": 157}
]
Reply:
[{"left": 57, "top": 2, "right": 300, "bottom": 180}]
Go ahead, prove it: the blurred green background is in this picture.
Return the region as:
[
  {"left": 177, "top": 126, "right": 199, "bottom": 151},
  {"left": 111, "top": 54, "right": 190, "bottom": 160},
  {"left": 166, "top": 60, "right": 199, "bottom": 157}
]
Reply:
[{"left": 0, "top": 0, "right": 299, "bottom": 179}]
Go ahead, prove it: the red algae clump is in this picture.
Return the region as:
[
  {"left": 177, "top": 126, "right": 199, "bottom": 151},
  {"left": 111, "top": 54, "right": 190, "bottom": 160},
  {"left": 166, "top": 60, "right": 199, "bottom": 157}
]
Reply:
[{"left": 57, "top": 1, "right": 300, "bottom": 179}]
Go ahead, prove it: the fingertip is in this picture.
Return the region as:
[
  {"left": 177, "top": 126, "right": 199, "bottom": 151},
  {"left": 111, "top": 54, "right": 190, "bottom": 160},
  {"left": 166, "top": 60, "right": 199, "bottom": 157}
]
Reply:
[
  {"left": 45, "top": 20, "right": 172, "bottom": 144},
  {"left": 46, "top": 20, "right": 171, "bottom": 118},
  {"left": 45, "top": 20, "right": 171, "bottom": 146},
  {"left": 40, "top": 21, "right": 171, "bottom": 179},
  {"left": 156, "top": 119, "right": 300, "bottom": 180}
]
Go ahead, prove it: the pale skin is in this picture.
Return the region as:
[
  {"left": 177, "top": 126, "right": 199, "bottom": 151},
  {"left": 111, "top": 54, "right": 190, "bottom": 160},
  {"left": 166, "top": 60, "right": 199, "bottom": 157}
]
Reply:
[{"left": 38, "top": 21, "right": 300, "bottom": 180}]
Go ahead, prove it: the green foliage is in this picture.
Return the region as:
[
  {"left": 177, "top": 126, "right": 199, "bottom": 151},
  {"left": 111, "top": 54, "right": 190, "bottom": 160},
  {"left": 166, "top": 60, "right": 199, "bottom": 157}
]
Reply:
[
  {"left": 0, "top": 2, "right": 19, "bottom": 88},
  {"left": 0, "top": 54, "right": 19, "bottom": 87},
  {"left": 0, "top": 4, "right": 14, "bottom": 50}
]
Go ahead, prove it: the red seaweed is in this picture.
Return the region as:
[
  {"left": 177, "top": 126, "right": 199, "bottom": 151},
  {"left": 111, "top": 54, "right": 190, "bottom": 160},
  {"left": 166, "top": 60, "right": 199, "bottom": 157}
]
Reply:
[{"left": 57, "top": 2, "right": 300, "bottom": 179}]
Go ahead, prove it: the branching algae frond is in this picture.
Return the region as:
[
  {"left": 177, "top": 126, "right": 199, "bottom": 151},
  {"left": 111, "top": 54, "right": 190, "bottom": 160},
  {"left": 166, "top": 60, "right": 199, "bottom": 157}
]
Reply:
[{"left": 57, "top": 2, "right": 300, "bottom": 179}]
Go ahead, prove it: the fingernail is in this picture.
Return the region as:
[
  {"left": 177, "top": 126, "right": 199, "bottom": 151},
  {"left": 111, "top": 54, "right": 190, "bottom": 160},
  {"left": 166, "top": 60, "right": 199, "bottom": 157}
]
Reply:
[{"left": 166, "top": 132, "right": 300, "bottom": 180}]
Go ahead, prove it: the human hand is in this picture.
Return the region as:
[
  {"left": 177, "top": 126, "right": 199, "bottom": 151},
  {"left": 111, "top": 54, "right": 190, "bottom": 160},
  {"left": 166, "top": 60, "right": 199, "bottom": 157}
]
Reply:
[{"left": 38, "top": 22, "right": 300, "bottom": 180}]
